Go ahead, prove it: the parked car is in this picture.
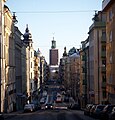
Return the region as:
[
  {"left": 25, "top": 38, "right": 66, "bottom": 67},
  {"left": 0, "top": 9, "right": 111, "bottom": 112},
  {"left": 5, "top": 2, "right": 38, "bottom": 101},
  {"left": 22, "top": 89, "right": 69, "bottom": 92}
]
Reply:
[
  {"left": 90, "top": 104, "right": 97, "bottom": 117},
  {"left": 44, "top": 103, "right": 54, "bottom": 110},
  {"left": 40, "top": 97, "right": 46, "bottom": 104},
  {"left": 100, "top": 104, "right": 115, "bottom": 120},
  {"left": 71, "top": 103, "right": 80, "bottom": 110},
  {"left": 84, "top": 104, "right": 93, "bottom": 116},
  {"left": 93, "top": 104, "right": 106, "bottom": 119},
  {"left": 31, "top": 101, "right": 41, "bottom": 110},
  {"left": 24, "top": 103, "right": 35, "bottom": 112},
  {"left": 109, "top": 107, "right": 115, "bottom": 120}
]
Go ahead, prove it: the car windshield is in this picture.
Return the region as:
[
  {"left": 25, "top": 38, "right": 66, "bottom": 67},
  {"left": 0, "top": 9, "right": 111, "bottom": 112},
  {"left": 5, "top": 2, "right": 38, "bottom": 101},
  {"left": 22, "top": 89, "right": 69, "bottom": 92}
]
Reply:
[
  {"left": 108, "top": 106, "right": 115, "bottom": 112},
  {"left": 96, "top": 105, "right": 105, "bottom": 111}
]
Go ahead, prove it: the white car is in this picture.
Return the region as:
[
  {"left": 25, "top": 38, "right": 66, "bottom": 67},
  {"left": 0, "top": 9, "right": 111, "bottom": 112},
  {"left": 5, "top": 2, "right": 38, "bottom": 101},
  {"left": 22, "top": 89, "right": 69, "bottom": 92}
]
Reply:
[
  {"left": 56, "top": 94, "right": 62, "bottom": 103},
  {"left": 40, "top": 97, "right": 46, "bottom": 104},
  {"left": 24, "top": 104, "right": 35, "bottom": 112}
]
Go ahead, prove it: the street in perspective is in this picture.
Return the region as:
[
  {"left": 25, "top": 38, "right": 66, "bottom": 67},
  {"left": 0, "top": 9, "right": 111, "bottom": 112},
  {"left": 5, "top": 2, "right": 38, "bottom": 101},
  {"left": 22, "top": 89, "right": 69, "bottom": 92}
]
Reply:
[
  {"left": 4, "top": 80, "right": 96, "bottom": 120},
  {"left": 1, "top": 0, "right": 115, "bottom": 120}
]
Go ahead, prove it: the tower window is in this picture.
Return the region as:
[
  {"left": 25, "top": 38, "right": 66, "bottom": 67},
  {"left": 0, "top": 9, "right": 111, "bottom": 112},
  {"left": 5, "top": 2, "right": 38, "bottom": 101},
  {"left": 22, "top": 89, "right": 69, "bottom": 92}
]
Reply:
[{"left": 31, "top": 52, "right": 32, "bottom": 58}]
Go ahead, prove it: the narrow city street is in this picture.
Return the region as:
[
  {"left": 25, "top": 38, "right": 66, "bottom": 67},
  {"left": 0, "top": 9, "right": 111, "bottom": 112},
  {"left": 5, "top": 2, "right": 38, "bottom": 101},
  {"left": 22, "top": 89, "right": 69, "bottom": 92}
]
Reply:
[
  {"left": 4, "top": 110, "right": 97, "bottom": 120},
  {"left": 1, "top": 1, "right": 115, "bottom": 120}
]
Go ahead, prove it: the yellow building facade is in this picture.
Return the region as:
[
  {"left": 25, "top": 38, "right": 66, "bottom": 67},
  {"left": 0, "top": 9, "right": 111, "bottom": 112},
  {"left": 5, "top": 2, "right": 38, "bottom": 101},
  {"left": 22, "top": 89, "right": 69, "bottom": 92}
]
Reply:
[{"left": 102, "top": 0, "right": 115, "bottom": 104}]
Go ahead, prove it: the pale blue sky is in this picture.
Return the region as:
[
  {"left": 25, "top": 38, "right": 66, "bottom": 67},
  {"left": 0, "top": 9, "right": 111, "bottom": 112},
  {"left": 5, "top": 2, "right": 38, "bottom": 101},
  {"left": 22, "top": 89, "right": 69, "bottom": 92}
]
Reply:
[{"left": 6, "top": 0, "right": 102, "bottom": 64}]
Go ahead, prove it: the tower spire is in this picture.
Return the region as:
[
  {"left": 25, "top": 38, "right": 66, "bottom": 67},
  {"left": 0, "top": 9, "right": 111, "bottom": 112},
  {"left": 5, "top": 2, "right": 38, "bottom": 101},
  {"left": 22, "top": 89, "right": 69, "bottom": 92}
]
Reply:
[
  {"left": 51, "top": 33, "right": 56, "bottom": 49},
  {"left": 51, "top": 37, "right": 56, "bottom": 49}
]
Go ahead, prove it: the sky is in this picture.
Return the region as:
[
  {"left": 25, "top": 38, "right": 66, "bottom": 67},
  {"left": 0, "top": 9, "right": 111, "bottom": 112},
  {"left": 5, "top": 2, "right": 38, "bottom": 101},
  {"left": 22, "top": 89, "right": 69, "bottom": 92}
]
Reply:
[{"left": 6, "top": 0, "right": 102, "bottom": 64}]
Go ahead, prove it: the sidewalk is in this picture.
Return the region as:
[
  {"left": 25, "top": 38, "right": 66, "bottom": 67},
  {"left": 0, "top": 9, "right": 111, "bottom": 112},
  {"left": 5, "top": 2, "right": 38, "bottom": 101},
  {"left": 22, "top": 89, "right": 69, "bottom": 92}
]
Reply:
[
  {"left": 73, "top": 110, "right": 98, "bottom": 120},
  {"left": 3, "top": 110, "right": 23, "bottom": 119}
]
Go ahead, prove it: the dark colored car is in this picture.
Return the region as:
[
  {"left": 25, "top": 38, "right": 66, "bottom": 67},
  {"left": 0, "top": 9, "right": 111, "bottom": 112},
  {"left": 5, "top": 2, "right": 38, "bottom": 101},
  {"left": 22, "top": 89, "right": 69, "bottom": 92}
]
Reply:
[
  {"left": 71, "top": 103, "right": 80, "bottom": 110},
  {"left": 90, "top": 104, "right": 97, "bottom": 117},
  {"left": 109, "top": 107, "right": 115, "bottom": 120},
  {"left": 0, "top": 114, "right": 4, "bottom": 120},
  {"left": 84, "top": 104, "right": 93, "bottom": 116},
  {"left": 93, "top": 104, "right": 106, "bottom": 118},
  {"left": 100, "top": 104, "right": 115, "bottom": 120},
  {"left": 45, "top": 103, "right": 54, "bottom": 109}
]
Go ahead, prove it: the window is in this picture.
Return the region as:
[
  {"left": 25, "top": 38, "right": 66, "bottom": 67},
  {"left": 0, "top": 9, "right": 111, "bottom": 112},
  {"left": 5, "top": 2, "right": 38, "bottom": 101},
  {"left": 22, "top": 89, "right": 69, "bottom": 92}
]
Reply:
[
  {"left": 109, "top": 53, "right": 112, "bottom": 64},
  {"left": 107, "top": 9, "right": 113, "bottom": 22},
  {"left": 101, "top": 46, "right": 106, "bottom": 51},
  {"left": 102, "top": 91, "right": 106, "bottom": 98},
  {"left": 102, "top": 30, "right": 106, "bottom": 35},
  {"left": 31, "top": 72, "right": 32, "bottom": 79},
  {"left": 31, "top": 52, "right": 32, "bottom": 58},
  {"left": 102, "top": 75, "right": 106, "bottom": 82},
  {"left": 31, "top": 62, "right": 32, "bottom": 68},
  {"left": 31, "top": 83, "right": 32, "bottom": 89},
  {"left": 102, "top": 60, "right": 106, "bottom": 67},
  {"left": 102, "top": 30, "right": 106, "bottom": 41},
  {"left": 109, "top": 74, "right": 112, "bottom": 84},
  {"left": 109, "top": 9, "right": 113, "bottom": 21},
  {"left": 109, "top": 31, "right": 112, "bottom": 42}
]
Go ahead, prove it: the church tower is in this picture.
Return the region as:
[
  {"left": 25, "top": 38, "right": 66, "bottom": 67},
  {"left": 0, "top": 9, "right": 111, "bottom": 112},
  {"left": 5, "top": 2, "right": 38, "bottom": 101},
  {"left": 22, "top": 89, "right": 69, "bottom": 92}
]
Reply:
[
  {"left": 23, "top": 24, "right": 33, "bottom": 46},
  {"left": 23, "top": 25, "right": 34, "bottom": 101},
  {"left": 49, "top": 37, "right": 58, "bottom": 65}
]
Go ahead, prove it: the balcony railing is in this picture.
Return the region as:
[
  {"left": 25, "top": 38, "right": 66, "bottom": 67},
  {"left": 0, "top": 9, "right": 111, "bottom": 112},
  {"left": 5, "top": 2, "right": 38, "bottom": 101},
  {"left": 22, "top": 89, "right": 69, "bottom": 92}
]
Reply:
[
  {"left": 82, "top": 67, "right": 87, "bottom": 73},
  {"left": 89, "top": 22, "right": 106, "bottom": 31},
  {"left": 101, "top": 66, "right": 106, "bottom": 73},
  {"left": 101, "top": 51, "right": 106, "bottom": 58},
  {"left": 101, "top": 36, "right": 106, "bottom": 43},
  {"left": 82, "top": 55, "right": 86, "bottom": 61},
  {"left": 82, "top": 79, "right": 87, "bottom": 85},
  {"left": 101, "top": 82, "right": 106, "bottom": 88}
]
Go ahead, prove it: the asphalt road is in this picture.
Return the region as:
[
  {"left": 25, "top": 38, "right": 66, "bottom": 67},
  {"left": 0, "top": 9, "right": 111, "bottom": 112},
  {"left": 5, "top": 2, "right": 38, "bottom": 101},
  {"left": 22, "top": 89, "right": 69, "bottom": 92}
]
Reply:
[{"left": 4, "top": 109, "right": 97, "bottom": 120}]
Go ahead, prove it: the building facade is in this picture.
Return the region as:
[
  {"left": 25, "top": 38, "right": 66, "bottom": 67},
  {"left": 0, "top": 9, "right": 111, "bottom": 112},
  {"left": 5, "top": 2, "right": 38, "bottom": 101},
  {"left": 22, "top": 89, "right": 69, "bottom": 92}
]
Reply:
[
  {"left": 4, "top": 5, "right": 17, "bottom": 113},
  {"left": 15, "top": 26, "right": 26, "bottom": 110},
  {"left": 23, "top": 25, "right": 34, "bottom": 103},
  {"left": 102, "top": 0, "right": 115, "bottom": 104},
  {"left": 60, "top": 47, "right": 80, "bottom": 102},
  {"left": 0, "top": 0, "right": 6, "bottom": 112},
  {"left": 88, "top": 11, "right": 107, "bottom": 104},
  {"left": 0, "top": 0, "right": 8, "bottom": 113},
  {"left": 80, "top": 38, "right": 89, "bottom": 107}
]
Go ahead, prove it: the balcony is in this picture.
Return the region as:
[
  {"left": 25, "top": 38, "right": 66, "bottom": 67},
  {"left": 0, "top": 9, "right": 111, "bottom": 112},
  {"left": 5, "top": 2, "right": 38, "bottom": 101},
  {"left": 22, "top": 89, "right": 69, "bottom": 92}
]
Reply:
[
  {"left": 101, "top": 51, "right": 106, "bottom": 58},
  {"left": 102, "top": 0, "right": 111, "bottom": 10},
  {"left": 82, "top": 67, "right": 87, "bottom": 73},
  {"left": 82, "top": 79, "right": 87, "bottom": 85},
  {"left": 89, "top": 21, "right": 106, "bottom": 31},
  {"left": 101, "top": 36, "right": 106, "bottom": 43},
  {"left": 101, "top": 82, "right": 106, "bottom": 88},
  {"left": 82, "top": 55, "right": 86, "bottom": 61},
  {"left": 101, "top": 66, "right": 106, "bottom": 73}
]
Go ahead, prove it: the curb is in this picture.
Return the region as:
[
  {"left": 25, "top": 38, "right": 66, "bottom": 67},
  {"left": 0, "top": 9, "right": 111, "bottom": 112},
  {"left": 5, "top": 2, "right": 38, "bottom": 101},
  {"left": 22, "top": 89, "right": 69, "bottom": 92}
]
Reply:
[{"left": 3, "top": 110, "right": 23, "bottom": 119}]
